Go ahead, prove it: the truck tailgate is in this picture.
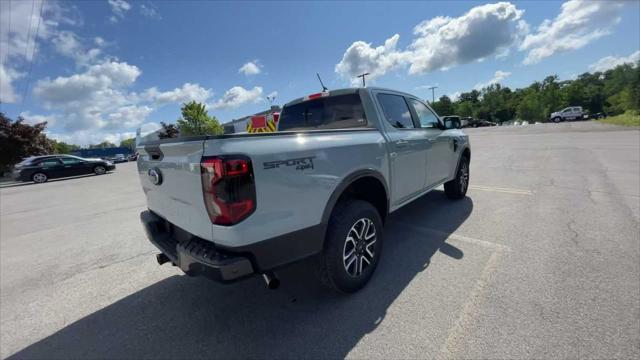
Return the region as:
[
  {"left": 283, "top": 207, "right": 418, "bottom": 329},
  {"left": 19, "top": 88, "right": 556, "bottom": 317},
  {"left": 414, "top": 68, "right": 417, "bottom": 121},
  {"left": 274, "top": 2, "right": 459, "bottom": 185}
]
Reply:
[{"left": 137, "top": 140, "right": 212, "bottom": 240}]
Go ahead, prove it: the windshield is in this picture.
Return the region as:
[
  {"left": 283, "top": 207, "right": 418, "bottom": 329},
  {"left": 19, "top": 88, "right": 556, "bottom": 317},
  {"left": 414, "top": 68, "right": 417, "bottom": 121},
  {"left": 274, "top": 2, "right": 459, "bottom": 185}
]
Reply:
[{"left": 279, "top": 94, "right": 367, "bottom": 131}]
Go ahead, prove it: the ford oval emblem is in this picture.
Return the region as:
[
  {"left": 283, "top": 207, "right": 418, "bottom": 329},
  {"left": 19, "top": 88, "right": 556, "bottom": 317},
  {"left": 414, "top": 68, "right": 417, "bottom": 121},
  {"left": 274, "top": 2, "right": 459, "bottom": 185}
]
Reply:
[{"left": 148, "top": 168, "right": 162, "bottom": 185}]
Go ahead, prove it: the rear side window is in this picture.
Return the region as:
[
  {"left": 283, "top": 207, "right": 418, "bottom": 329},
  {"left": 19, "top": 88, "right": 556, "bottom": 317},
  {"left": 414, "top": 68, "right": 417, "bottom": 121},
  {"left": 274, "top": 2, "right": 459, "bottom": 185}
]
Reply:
[
  {"left": 377, "top": 94, "right": 414, "bottom": 129},
  {"left": 278, "top": 94, "right": 367, "bottom": 131},
  {"left": 37, "top": 159, "right": 61, "bottom": 166}
]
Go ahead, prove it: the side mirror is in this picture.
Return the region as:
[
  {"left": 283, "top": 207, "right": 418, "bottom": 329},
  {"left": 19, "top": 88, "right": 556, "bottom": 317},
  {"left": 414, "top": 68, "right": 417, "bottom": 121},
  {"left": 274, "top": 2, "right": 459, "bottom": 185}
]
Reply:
[{"left": 444, "top": 119, "right": 460, "bottom": 130}]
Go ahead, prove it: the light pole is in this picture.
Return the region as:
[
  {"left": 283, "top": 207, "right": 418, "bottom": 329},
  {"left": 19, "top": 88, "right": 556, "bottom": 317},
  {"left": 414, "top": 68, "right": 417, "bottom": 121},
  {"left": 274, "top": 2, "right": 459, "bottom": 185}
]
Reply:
[
  {"left": 357, "top": 73, "right": 370, "bottom": 87},
  {"left": 428, "top": 86, "right": 438, "bottom": 103}
]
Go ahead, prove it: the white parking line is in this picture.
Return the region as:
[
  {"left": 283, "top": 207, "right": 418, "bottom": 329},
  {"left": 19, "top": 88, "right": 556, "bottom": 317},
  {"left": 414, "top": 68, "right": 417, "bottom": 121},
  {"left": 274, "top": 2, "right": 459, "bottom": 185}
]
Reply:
[
  {"left": 394, "top": 222, "right": 510, "bottom": 359},
  {"left": 396, "top": 223, "right": 510, "bottom": 251},
  {"left": 469, "top": 184, "right": 533, "bottom": 196},
  {"left": 437, "top": 249, "right": 504, "bottom": 360}
]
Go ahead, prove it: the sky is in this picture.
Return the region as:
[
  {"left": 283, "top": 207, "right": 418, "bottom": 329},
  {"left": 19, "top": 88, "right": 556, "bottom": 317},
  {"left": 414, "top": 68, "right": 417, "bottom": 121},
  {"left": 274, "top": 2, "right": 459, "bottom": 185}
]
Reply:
[{"left": 0, "top": 0, "right": 639, "bottom": 145}]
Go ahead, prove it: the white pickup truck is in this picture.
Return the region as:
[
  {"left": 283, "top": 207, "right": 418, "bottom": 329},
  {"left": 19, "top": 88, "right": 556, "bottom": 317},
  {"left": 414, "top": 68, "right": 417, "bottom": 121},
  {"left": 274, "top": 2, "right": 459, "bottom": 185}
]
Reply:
[
  {"left": 137, "top": 87, "right": 470, "bottom": 293},
  {"left": 550, "top": 106, "right": 589, "bottom": 122}
]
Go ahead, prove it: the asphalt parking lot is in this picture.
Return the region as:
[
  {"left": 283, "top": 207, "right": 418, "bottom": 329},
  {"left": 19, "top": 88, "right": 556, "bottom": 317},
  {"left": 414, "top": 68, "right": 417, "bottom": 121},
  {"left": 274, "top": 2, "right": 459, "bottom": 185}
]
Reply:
[{"left": 1, "top": 121, "right": 639, "bottom": 359}]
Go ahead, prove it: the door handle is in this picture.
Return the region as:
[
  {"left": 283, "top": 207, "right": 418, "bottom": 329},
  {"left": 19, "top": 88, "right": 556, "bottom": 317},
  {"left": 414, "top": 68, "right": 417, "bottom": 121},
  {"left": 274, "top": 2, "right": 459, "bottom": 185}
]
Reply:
[{"left": 395, "top": 140, "right": 409, "bottom": 147}]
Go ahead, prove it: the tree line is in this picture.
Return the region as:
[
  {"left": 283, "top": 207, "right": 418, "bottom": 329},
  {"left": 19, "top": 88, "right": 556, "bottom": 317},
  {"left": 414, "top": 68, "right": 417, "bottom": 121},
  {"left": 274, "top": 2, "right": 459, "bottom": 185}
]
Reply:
[
  {"left": 2, "top": 63, "right": 637, "bottom": 174},
  {"left": 429, "top": 62, "right": 639, "bottom": 123}
]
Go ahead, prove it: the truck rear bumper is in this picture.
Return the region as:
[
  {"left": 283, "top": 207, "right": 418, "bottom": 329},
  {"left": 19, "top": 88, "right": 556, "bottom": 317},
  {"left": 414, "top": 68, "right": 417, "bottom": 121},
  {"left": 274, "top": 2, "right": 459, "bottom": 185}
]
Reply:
[
  {"left": 140, "top": 210, "right": 325, "bottom": 283},
  {"left": 140, "top": 210, "right": 254, "bottom": 283}
]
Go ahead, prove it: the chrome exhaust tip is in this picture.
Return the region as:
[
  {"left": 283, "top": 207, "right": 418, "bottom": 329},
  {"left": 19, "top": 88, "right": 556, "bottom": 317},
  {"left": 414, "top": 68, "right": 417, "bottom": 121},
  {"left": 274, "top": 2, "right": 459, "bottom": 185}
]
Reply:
[{"left": 262, "top": 272, "right": 280, "bottom": 290}]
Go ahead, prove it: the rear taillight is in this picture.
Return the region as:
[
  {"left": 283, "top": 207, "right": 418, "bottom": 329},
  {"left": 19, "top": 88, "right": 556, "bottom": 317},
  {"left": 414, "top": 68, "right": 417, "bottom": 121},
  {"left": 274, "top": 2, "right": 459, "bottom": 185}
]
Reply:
[{"left": 201, "top": 156, "right": 256, "bottom": 225}]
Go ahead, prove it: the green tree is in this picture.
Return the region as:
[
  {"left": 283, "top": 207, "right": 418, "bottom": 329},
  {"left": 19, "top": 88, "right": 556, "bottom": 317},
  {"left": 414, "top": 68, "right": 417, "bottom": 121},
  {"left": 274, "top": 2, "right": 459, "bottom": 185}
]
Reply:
[
  {"left": 53, "top": 141, "right": 79, "bottom": 154},
  {"left": 517, "top": 91, "right": 545, "bottom": 122},
  {"left": 89, "top": 141, "right": 116, "bottom": 149},
  {"left": 158, "top": 122, "right": 179, "bottom": 139},
  {"left": 455, "top": 101, "right": 474, "bottom": 117},
  {"left": 431, "top": 95, "right": 455, "bottom": 116},
  {"left": 0, "top": 113, "right": 55, "bottom": 174},
  {"left": 176, "top": 101, "right": 223, "bottom": 136},
  {"left": 120, "top": 137, "right": 136, "bottom": 150}
]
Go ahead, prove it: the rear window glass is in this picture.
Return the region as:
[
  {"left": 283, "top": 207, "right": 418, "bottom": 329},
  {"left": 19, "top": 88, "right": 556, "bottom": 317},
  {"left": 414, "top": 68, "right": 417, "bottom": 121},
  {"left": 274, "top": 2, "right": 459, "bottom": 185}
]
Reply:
[{"left": 278, "top": 94, "right": 367, "bottom": 131}]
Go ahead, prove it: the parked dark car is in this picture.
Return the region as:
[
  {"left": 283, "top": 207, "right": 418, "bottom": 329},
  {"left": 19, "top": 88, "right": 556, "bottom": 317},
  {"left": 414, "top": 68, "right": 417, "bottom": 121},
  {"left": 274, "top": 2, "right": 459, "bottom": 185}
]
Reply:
[
  {"left": 109, "top": 154, "right": 128, "bottom": 163},
  {"left": 12, "top": 155, "right": 115, "bottom": 183},
  {"left": 462, "top": 117, "right": 497, "bottom": 128},
  {"left": 127, "top": 153, "right": 139, "bottom": 161}
]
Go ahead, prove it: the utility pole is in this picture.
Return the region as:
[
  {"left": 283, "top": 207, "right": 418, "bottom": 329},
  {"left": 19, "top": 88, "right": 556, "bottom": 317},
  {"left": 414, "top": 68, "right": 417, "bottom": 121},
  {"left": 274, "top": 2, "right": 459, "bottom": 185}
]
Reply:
[
  {"left": 357, "top": 73, "right": 370, "bottom": 87},
  {"left": 266, "top": 94, "right": 276, "bottom": 105},
  {"left": 428, "top": 86, "right": 438, "bottom": 103}
]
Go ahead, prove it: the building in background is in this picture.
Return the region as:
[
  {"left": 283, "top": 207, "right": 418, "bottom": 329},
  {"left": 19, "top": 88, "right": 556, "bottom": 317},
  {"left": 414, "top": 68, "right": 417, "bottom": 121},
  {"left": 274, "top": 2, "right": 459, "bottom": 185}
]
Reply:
[{"left": 70, "top": 147, "right": 133, "bottom": 159}]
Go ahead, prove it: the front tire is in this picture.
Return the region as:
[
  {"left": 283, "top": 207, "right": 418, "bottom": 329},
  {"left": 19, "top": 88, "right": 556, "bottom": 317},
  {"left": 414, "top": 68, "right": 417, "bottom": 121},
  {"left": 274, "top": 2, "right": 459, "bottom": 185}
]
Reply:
[
  {"left": 552, "top": 117, "right": 562, "bottom": 123},
  {"left": 32, "top": 172, "right": 48, "bottom": 183},
  {"left": 316, "top": 200, "right": 383, "bottom": 293},
  {"left": 94, "top": 165, "right": 106, "bottom": 175},
  {"left": 444, "top": 155, "right": 469, "bottom": 200}
]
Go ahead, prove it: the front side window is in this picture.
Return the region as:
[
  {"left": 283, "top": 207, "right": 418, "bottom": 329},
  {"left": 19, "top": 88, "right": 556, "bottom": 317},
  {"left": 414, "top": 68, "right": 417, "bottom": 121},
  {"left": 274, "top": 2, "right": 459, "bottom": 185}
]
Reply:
[
  {"left": 562, "top": 108, "right": 572, "bottom": 114},
  {"left": 409, "top": 99, "right": 440, "bottom": 129},
  {"left": 278, "top": 94, "right": 367, "bottom": 131},
  {"left": 377, "top": 94, "right": 414, "bottom": 129}
]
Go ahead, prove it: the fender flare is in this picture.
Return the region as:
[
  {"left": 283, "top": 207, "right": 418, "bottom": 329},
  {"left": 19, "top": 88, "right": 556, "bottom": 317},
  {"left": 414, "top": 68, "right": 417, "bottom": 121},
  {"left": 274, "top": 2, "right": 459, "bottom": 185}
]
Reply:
[
  {"left": 455, "top": 146, "right": 471, "bottom": 174},
  {"left": 320, "top": 169, "right": 390, "bottom": 225}
]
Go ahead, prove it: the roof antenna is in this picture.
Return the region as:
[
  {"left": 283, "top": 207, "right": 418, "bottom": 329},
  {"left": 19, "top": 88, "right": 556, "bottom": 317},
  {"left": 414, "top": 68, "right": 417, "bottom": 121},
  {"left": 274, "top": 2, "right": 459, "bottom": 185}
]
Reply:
[
  {"left": 357, "top": 72, "right": 370, "bottom": 87},
  {"left": 317, "top": 73, "right": 329, "bottom": 92}
]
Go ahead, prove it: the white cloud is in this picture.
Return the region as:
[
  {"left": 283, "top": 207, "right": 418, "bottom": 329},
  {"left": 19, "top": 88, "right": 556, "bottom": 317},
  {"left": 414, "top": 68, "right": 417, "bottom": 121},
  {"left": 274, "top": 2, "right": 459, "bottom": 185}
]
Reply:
[
  {"left": 19, "top": 111, "right": 58, "bottom": 126},
  {"left": 30, "top": 59, "right": 226, "bottom": 144},
  {"left": 140, "top": 3, "right": 162, "bottom": 20},
  {"left": 52, "top": 31, "right": 103, "bottom": 66},
  {"left": 335, "top": 2, "right": 524, "bottom": 83},
  {"left": 212, "top": 86, "right": 263, "bottom": 109},
  {"left": 143, "top": 83, "right": 212, "bottom": 104},
  {"left": 239, "top": 61, "right": 262, "bottom": 76},
  {"left": 519, "top": 0, "right": 625, "bottom": 65},
  {"left": 589, "top": 51, "right": 640, "bottom": 73},
  {"left": 474, "top": 70, "right": 511, "bottom": 90},
  {"left": 48, "top": 121, "right": 161, "bottom": 146},
  {"left": 33, "top": 60, "right": 143, "bottom": 131},
  {"left": 105, "top": 105, "right": 153, "bottom": 129},
  {"left": 0, "top": 0, "right": 64, "bottom": 103},
  {"left": 335, "top": 34, "right": 408, "bottom": 85},
  {"left": 108, "top": 0, "right": 131, "bottom": 23},
  {"left": 0, "top": 64, "right": 23, "bottom": 103}
]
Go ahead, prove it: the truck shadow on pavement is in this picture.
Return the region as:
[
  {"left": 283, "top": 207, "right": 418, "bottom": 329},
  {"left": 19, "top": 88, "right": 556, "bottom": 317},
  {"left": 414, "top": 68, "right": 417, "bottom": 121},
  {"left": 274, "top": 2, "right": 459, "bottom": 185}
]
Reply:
[{"left": 10, "top": 191, "right": 473, "bottom": 359}]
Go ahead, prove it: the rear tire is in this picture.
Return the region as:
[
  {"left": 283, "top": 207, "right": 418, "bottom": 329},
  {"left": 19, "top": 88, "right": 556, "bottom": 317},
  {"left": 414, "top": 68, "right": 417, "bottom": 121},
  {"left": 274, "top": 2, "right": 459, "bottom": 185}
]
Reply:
[
  {"left": 316, "top": 199, "right": 383, "bottom": 293},
  {"left": 32, "top": 172, "right": 48, "bottom": 183},
  {"left": 444, "top": 155, "right": 469, "bottom": 200},
  {"left": 94, "top": 165, "right": 106, "bottom": 175}
]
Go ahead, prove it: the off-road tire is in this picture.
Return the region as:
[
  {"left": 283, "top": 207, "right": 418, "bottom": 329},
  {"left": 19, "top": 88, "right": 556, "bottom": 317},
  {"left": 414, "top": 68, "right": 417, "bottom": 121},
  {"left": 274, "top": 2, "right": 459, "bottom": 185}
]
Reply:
[
  {"left": 316, "top": 199, "right": 383, "bottom": 293},
  {"left": 444, "top": 155, "right": 469, "bottom": 200}
]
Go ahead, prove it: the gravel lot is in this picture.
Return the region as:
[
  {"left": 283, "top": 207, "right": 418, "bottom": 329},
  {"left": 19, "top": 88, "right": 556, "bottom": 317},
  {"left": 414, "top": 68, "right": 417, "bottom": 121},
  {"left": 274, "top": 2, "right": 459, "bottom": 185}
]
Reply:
[{"left": 1, "top": 121, "right": 639, "bottom": 359}]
